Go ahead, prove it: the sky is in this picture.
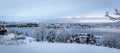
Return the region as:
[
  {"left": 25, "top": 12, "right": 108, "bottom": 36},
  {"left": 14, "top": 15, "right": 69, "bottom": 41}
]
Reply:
[{"left": 0, "top": 0, "right": 120, "bottom": 23}]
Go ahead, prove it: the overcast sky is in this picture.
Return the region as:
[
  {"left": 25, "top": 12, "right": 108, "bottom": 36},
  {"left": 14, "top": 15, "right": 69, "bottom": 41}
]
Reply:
[{"left": 0, "top": 0, "right": 120, "bottom": 22}]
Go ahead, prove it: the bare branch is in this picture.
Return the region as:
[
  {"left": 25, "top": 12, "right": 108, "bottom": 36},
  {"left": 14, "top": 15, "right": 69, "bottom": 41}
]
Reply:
[
  {"left": 105, "top": 11, "right": 109, "bottom": 17},
  {"left": 105, "top": 9, "right": 120, "bottom": 21},
  {"left": 114, "top": 8, "right": 120, "bottom": 15}
]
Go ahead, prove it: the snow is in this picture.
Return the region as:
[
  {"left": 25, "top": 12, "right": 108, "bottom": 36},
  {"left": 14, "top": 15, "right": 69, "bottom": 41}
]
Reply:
[
  {"left": 0, "top": 33, "right": 35, "bottom": 45},
  {"left": 1, "top": 33, "right": 15, "bottom": 41},
  {"left": 0, "top": 42, "right": 120, "bottom": 53},
  {"left": 0, "top": 32, "right": 120, "bottom": 53}
]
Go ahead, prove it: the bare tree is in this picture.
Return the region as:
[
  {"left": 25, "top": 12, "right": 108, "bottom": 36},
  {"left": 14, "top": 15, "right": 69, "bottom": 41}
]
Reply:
[{"left": 105, "top": 8, "right": 120, "bottom": 21}]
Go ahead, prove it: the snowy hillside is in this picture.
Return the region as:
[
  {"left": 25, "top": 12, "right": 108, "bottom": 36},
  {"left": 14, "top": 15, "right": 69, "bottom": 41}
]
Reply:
[
  {"left": 0, "top": 42, "right": 120, "bottom": 53},
  {"left": 0, "top": 33, "right": 120, "bottom": 53}
]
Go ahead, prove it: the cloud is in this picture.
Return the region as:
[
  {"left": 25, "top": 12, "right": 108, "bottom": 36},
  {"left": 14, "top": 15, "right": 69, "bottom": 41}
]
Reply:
[{"left": 0, "top": 0, "right": 119, "bottom": 22}]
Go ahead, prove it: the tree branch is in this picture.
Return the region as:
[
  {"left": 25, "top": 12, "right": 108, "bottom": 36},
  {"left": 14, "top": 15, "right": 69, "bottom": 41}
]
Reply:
[
  {"left": 105, "top": 9, "right": 120, "bottom": 21},
  {"left": 114, "top": 8, "right": 120, "bottom": 15}
]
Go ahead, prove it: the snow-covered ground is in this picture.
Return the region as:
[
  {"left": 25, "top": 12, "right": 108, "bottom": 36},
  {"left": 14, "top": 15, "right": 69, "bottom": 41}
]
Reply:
[
  {"left": 0, "top": 42, "right": 120, "bottom": 53},
  {"left": 0, "top": 33, "right": 120, "bottom": 53}
]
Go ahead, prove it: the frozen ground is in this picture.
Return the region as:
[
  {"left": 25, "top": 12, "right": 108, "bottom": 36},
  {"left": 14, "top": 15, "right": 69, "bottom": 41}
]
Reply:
[{"left": 0, "top": 42, "right": 120, "bottom": 53}]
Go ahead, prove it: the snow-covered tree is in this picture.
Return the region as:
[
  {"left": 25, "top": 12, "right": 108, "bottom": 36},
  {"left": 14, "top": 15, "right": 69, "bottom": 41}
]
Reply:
[
  {"left": 35, "top": 24, "right": 47, "bottom": 42},
  {"left": 102, "top": 34, "right": 120, "bottom": 49},
  {"left": 86, "top": 34, "right": 96, "bottom": 44},
  {"left": 46, "top": 30, "right": 56, "bottom": 43},
  {"left": 56, "top": 27, "right": 72, "bottom": 43},
  {"left": 105, "top": 8, "right": 120, "bottom": 21}
]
